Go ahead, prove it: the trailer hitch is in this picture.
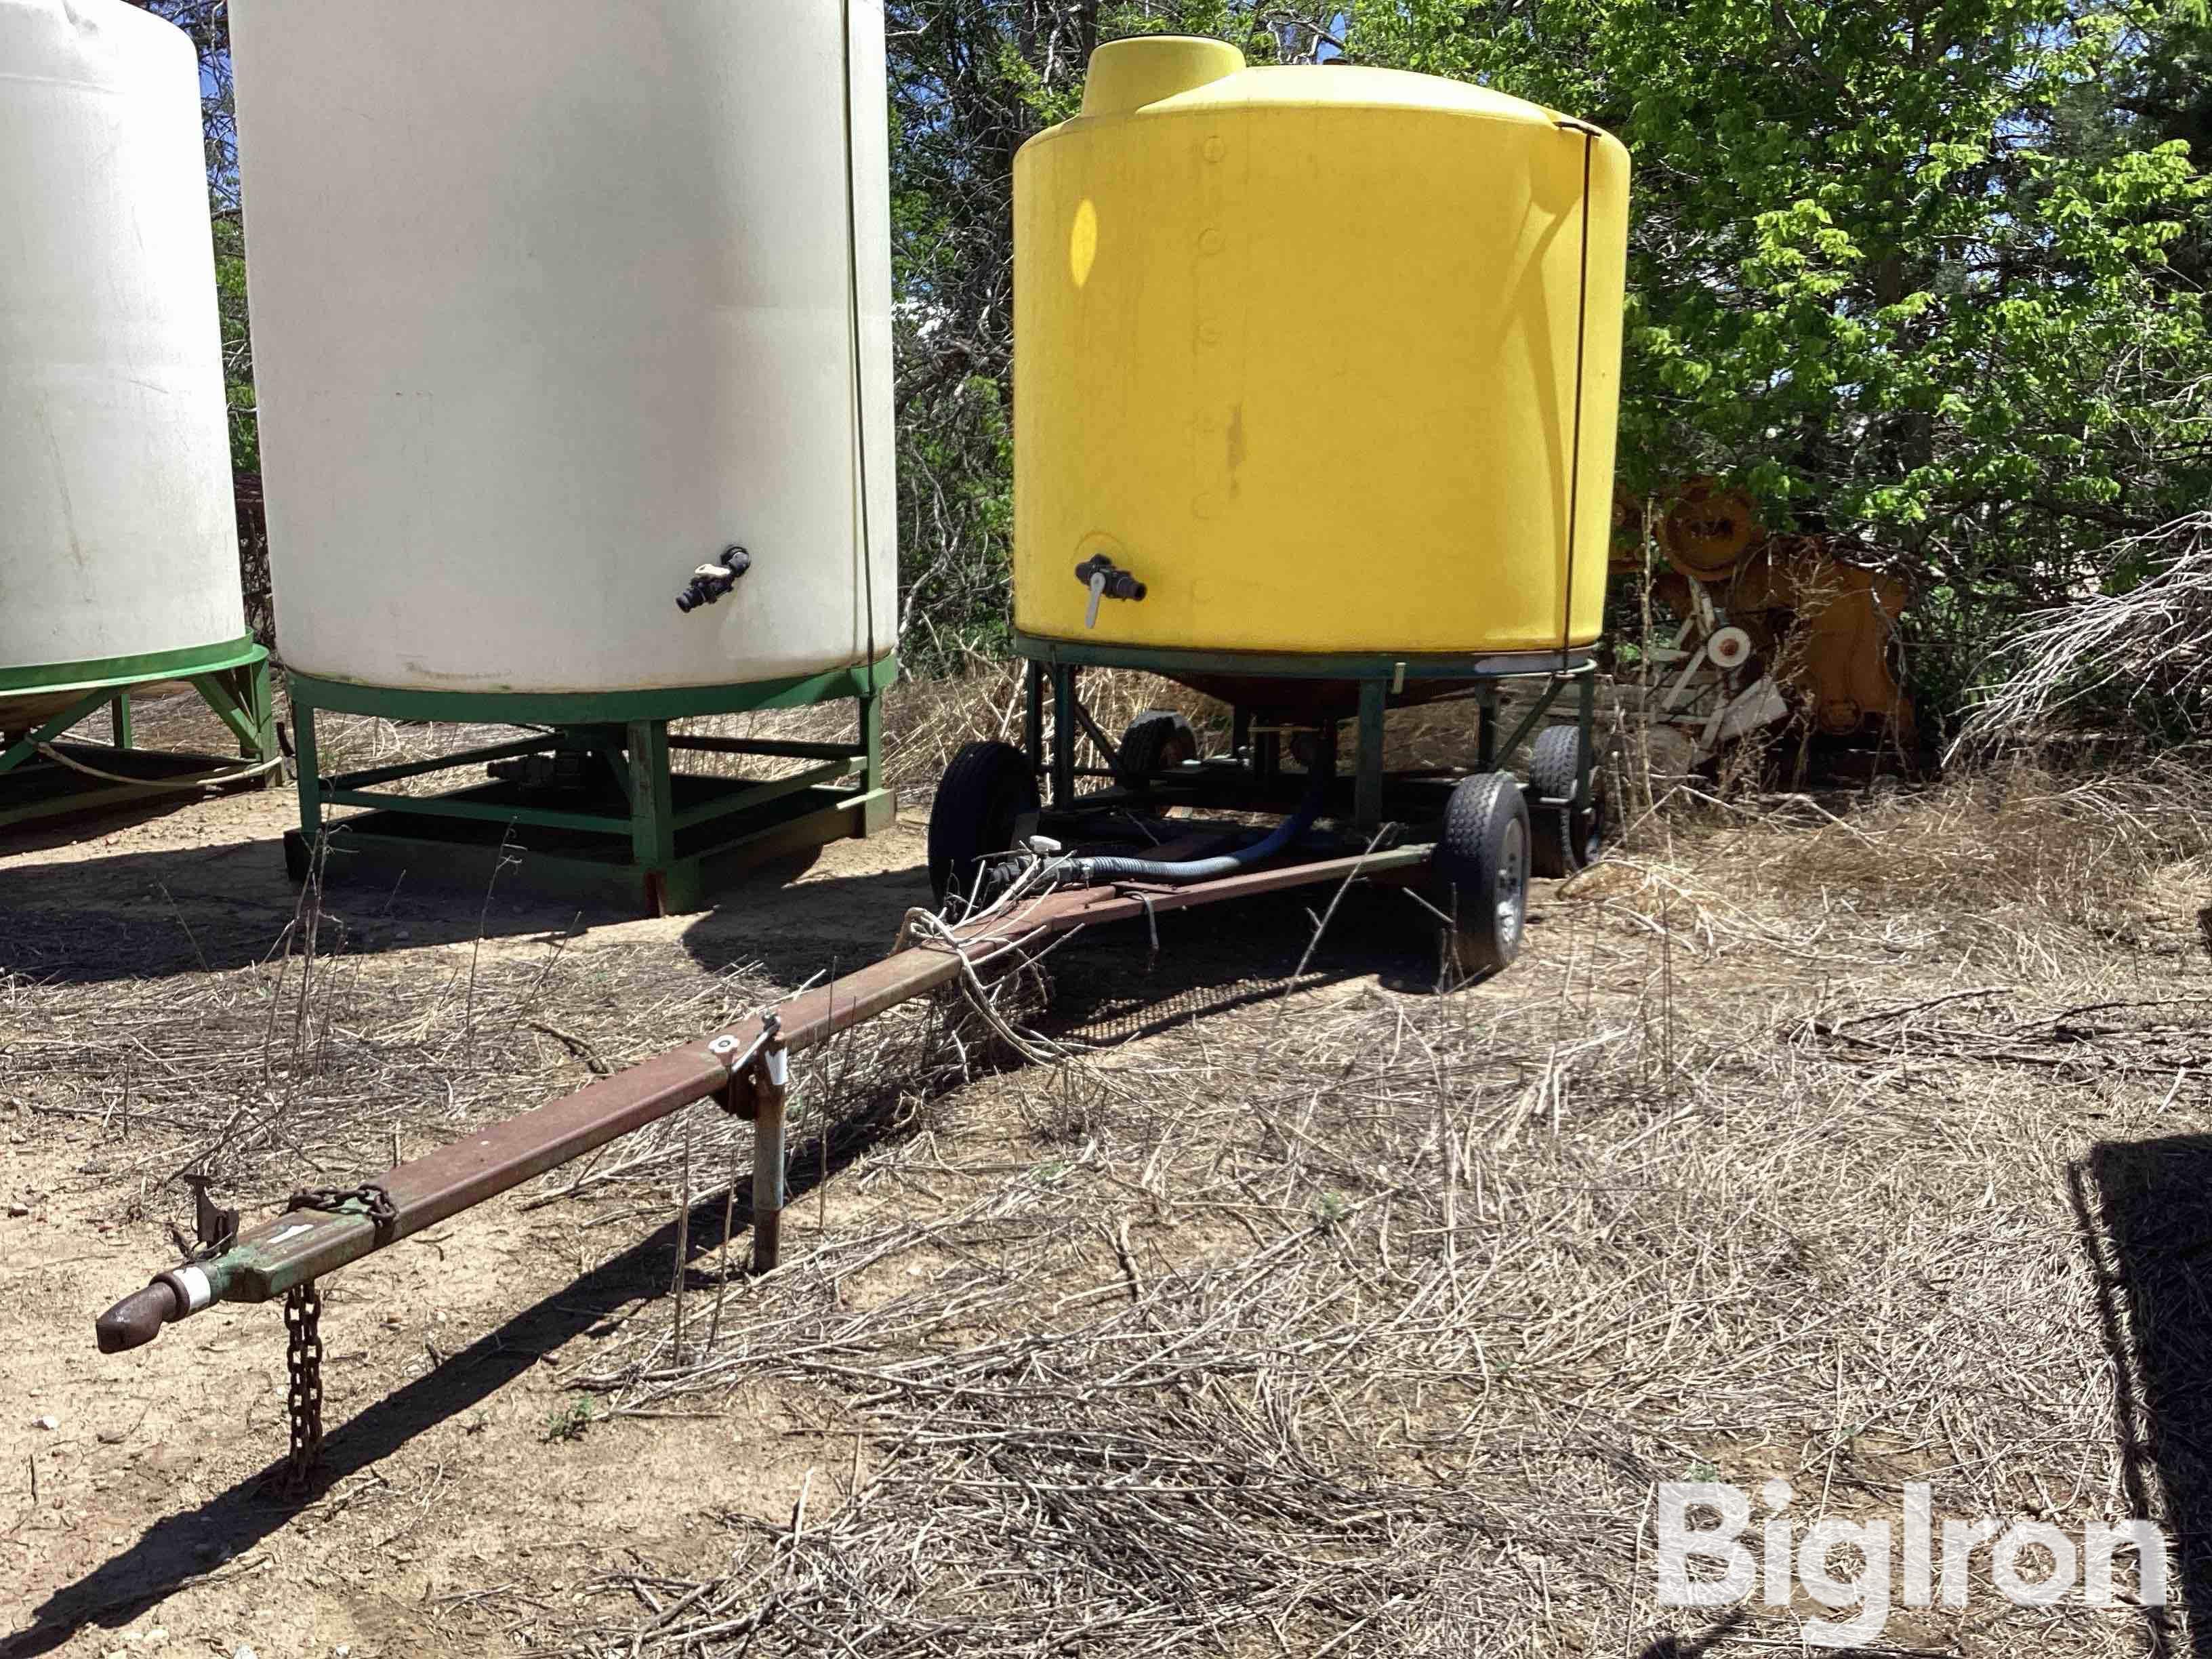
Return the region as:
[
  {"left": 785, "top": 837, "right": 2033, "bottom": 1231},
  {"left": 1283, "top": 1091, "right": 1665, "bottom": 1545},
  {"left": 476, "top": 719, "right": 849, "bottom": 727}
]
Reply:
[{"left": 92, "top": 842, "right": 1429, "bottom": 1480}]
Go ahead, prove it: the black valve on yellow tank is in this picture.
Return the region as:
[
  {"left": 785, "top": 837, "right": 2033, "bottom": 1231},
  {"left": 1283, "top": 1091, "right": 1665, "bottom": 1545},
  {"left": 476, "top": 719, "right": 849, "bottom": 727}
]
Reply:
[{"left": 1074, "top": 552, "right": 1145, "bottom": 629}]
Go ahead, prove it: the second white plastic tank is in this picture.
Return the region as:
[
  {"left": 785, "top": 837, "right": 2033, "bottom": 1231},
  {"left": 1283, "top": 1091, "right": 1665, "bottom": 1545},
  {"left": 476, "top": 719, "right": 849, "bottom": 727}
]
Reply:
[
  {"left": 0, "top": 0, "right": 245, "bottom": 718},
  {"left": 230, "top": 0, "right": 898, "bottom": 697}
]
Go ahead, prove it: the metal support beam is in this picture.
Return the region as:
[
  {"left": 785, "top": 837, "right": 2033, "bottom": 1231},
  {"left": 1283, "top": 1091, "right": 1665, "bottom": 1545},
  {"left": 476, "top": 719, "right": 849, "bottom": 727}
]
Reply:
[
  {"left": 110, "top": 695, "right": 133, "bottom": 750},
  {"left": 320, "top": 789, "right": 628, "bottom": 834},
  {"left": 1025, "top": 660, "right": 1046, "bottom": 774},
  {"left": 1355, "top": 679, "right": 1387, "bottom": 834},
  {"left": 327, "top": 735, "right": 552, "bottom": 792},
  {"left": 1497, "top": 675, "right": 1571, "bottom": 769},
  {"left": 1050, "top": 665, "right": 1078, "bottom": 809},
  {"left": 627, "top": 720, "right": 676, "bottom": 909},
  {"left": 293, "top": 699, "right": 323, "bottom": 837},
  {"left": 857, "top": 690, "right": 883, "bottom": 800},
  {"left": 667, "top": 758, "right": 855, "bottom": 833},
  {"left": 1574, "top": 672, "right": 1598, "bottom": 810},
  {"left": 751, "top": 1036, "right": 790, "bottom": 1274},
  {"left": 0, "top": 687, "right": 112, "bottom": 777}
]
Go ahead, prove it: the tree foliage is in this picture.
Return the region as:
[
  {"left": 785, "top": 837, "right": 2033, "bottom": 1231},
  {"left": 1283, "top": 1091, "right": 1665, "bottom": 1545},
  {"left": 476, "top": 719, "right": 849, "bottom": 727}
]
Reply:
[{"left": 1354, "top": 0, "right": 2212, "bottom": 722}]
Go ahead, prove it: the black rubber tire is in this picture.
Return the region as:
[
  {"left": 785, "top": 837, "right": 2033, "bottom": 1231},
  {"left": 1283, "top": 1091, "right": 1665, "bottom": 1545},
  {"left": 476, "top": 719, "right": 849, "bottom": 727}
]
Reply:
[
  {"left": 928, "top": 740, "right": 1040, "bottom": 907},
  {"left": 1430, "top": 771, "right": 1530, "bottom": 978},
  {"left": 1525, "top": 724, "right": 1606, "bottom": 878},
  {"left": 1115, "top": 709, "right": 1198, "bottom": 787}
]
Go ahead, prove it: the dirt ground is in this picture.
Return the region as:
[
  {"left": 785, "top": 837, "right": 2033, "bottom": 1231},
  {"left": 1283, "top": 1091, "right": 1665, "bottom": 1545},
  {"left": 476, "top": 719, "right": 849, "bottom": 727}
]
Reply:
[
  {"left": 1, "top": 766, "right": 937, "bottom": 1658},
  {"left": 7, "top": 696, "right": 2212, "bottom": 1658}
]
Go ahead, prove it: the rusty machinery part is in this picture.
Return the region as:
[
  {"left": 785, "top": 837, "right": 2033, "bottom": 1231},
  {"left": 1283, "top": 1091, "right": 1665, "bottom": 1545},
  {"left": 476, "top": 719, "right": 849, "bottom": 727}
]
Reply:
[
  {"left": 93, "top": 844, "right": 1434, "bottom": 1356},
  {"left": 1706, "top": 626, "right": 1754, "bottom": 673},
  {"left": 169, "top": 1171, "right": 239, "bottom": 1264},
  {"left": 1609, "top": 485, "right": 1660, "bottom": 573},
  {"left": 1719, "top": 545, "right": 1915, "bottom": 747},
  {"left": 750, "top": 1032, "right": 792, "bottom": 1275},
  {"left": 1629, "top": 498, "right": 1918, "bottom": 757},
  {"left": 1660, "top": 480, "right": 1761, "bottom": 582},
  {"left": 287, "top": 1183, "right": 398, "bottom": 1240},
  {"left": 281, "top": 1280, "right": 325, "bottom": 1493}
]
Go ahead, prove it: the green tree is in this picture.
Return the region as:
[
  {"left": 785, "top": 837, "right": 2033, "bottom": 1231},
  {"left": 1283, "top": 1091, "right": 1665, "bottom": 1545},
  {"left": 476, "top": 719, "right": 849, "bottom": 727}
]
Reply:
[{"left": 1353, "top": 0, "right": 2212, "bottom": 723}]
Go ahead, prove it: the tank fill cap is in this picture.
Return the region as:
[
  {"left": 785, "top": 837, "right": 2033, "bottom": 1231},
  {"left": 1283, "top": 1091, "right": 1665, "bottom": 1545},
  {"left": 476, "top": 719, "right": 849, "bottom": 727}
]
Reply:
[{"left": 1082, "top": 37, "right": 1245, "bottom": 118}]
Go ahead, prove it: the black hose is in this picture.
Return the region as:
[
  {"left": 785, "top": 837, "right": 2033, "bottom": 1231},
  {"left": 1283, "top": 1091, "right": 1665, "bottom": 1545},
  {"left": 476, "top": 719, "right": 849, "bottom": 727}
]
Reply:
[{"left": 1069, "top": 786, "right": 1325, "bottom": 886}]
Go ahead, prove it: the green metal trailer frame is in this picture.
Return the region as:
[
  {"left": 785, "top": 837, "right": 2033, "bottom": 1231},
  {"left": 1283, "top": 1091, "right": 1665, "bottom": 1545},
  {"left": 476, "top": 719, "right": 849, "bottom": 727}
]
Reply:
[
  {"left": 0, "top": 637, "right": 278, "bottom": 830},
  {"left": 1011, "top": 632, "right": 1601, "bottom": 837},
  {"left": 284, "top": 655, "right": 898, "bottom": 915}
]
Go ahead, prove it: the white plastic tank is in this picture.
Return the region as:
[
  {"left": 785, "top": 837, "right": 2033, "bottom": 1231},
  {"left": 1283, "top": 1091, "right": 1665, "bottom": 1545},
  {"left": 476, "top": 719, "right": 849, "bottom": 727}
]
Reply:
[
  {"left": 0, "top": 0, "right": 247, "bottom": 722},
  {"left": 230, "top": 0, "right": 899, "bottom": 697}
]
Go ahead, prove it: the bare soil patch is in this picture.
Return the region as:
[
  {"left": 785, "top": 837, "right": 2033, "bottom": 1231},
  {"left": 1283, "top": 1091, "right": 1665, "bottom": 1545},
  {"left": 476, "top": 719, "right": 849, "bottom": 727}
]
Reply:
[{"left": 5, "top": 694, "right": 2210, "bottom": 1657}]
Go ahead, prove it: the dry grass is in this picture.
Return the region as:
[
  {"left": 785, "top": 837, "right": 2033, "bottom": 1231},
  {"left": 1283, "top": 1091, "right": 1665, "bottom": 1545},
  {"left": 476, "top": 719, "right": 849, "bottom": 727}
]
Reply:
[
  {"left": 11, "top": 687, "right": 2212, "bottom": 1657},
  {"left": 1957, "top": 512, "right": 2212, "bottom": 753},
  {"left": 432, "top": 766, "right": 2210, "bottom": 1657}
]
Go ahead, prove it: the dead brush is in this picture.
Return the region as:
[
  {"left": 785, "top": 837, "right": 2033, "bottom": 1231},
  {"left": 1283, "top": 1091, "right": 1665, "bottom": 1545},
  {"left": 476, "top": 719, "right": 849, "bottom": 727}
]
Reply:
[
  {"left": 491, "top": 851, "right": 2208, "bottom": 1657},
  {"left": 1635, "top": 756, "right": 2212, "bottom": 968},
  {"left": 1957, "top": 511, "right": 2212, "bottom": 753},
  {"left": 0, "top": 876, "right": 781, "bottom": 1219}
]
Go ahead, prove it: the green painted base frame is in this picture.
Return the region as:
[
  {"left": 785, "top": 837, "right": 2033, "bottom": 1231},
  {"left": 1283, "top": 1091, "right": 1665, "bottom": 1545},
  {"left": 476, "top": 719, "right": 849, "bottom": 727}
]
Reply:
[
  {"left": 1012, "top": 632, "right": 1601, "bottom": 837},
  {"left": 285, "top": 657, "right": 897, "bottom": 916},
  {"left": 0, "top": 638, "right": 278, "bottom": 830}
]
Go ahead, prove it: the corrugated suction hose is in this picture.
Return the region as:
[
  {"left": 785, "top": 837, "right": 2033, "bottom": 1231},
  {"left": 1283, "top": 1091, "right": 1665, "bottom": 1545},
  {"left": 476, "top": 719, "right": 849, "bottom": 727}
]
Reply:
[{"left": 1067, "top": 785, "right": 1325, "bottom": 886}]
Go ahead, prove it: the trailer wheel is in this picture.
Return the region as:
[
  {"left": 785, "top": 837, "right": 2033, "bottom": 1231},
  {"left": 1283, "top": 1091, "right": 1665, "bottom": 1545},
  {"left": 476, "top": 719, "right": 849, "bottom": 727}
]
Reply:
[
  {"left": 928, "top": 741, "right": 1039, "bottom": 908},
  {"left": 1525, "top": 724, "right": 1606, "bottom": 878},
  {"left": 1431, "top": 772, "right": 1530, "bottom": 978},
  {"left": 1115, "top": 709, "right": 1197, "bottom": 787}
]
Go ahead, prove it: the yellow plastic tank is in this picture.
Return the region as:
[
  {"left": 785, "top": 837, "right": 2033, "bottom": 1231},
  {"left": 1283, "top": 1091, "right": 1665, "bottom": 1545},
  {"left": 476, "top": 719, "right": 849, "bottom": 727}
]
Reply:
[{"left": 1013, "top": 38, "right": 1630, "bottom": 664}]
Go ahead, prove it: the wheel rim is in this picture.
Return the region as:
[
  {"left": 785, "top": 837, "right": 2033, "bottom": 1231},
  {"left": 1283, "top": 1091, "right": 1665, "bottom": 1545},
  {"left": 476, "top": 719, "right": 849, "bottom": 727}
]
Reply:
[{"left": 1496, "top": 818, "right": 1525, "bottom": 948}]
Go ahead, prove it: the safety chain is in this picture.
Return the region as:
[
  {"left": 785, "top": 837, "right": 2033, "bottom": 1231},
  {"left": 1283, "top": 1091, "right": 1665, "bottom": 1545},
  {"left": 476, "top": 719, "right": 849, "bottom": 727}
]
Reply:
[
  {"left": 286, "top": 1183, "right": 397, "bottom": 1237},
  {"left": 281, "top": 1280, "right": 324, "bottom": 1494}
]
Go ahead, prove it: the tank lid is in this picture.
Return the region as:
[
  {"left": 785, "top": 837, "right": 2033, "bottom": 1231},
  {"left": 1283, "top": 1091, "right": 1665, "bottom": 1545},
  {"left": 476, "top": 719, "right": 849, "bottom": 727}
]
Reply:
[{"left": 1081, "top": 35, "right": 1244, "bottom": 117}]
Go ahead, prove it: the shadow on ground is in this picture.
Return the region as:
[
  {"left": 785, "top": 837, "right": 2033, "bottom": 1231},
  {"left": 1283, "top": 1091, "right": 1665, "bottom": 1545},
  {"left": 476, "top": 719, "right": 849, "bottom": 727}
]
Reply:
[
  {"left": 0, "top": 828, "right": 928, "bottom": 989},
  {"left": 2, "top": 1098, "right": 896, "bottom": 1658},
  {"left": 5, "top": 858, "right": 1515, "bottom": 1654},
  {"left": 2074, "top": 1136, "right": 2212, "bottom": 1658}
]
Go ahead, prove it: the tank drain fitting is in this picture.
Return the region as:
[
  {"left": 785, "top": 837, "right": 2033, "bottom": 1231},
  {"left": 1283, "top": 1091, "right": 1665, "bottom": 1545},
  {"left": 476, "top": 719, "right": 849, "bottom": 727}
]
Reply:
[
  {"left": 1074, "top": 553, "right": 1146, "bottom": 628},
  {"left": 676, "top": 545, "right": 752, "bottom": 613}
]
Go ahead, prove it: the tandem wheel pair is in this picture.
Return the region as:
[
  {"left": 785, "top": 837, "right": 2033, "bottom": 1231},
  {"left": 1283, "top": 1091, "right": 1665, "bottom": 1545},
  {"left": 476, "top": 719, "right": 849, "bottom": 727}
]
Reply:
[{"left": 925, "top": 643, "right": 1611, "bottom": 980}]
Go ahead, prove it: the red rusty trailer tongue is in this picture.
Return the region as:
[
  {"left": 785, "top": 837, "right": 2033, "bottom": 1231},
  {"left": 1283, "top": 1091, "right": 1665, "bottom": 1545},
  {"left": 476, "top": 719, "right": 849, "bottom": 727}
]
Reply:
[{"left": 95, "top": 844, "right": 1429, "bottom": 1364}]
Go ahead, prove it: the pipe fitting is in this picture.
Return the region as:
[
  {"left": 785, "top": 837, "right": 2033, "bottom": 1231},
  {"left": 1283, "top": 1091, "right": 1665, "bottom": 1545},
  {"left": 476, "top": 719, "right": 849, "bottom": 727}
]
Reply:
[{"left": 676, "top": 545, "right": 752, "bottom": 613}]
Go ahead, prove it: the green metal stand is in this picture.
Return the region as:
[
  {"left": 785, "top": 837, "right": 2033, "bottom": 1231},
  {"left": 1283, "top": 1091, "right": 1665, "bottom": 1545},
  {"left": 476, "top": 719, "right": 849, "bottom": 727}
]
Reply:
[
  {"left": 1013, "top": 632, "right": 1600, "bottom": 841},
  {"left": 0, "top": 638, "right": 277, "bottom": 830},
  {"left": 283, "top": 657, "right": 897, "bottom": 915}
]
